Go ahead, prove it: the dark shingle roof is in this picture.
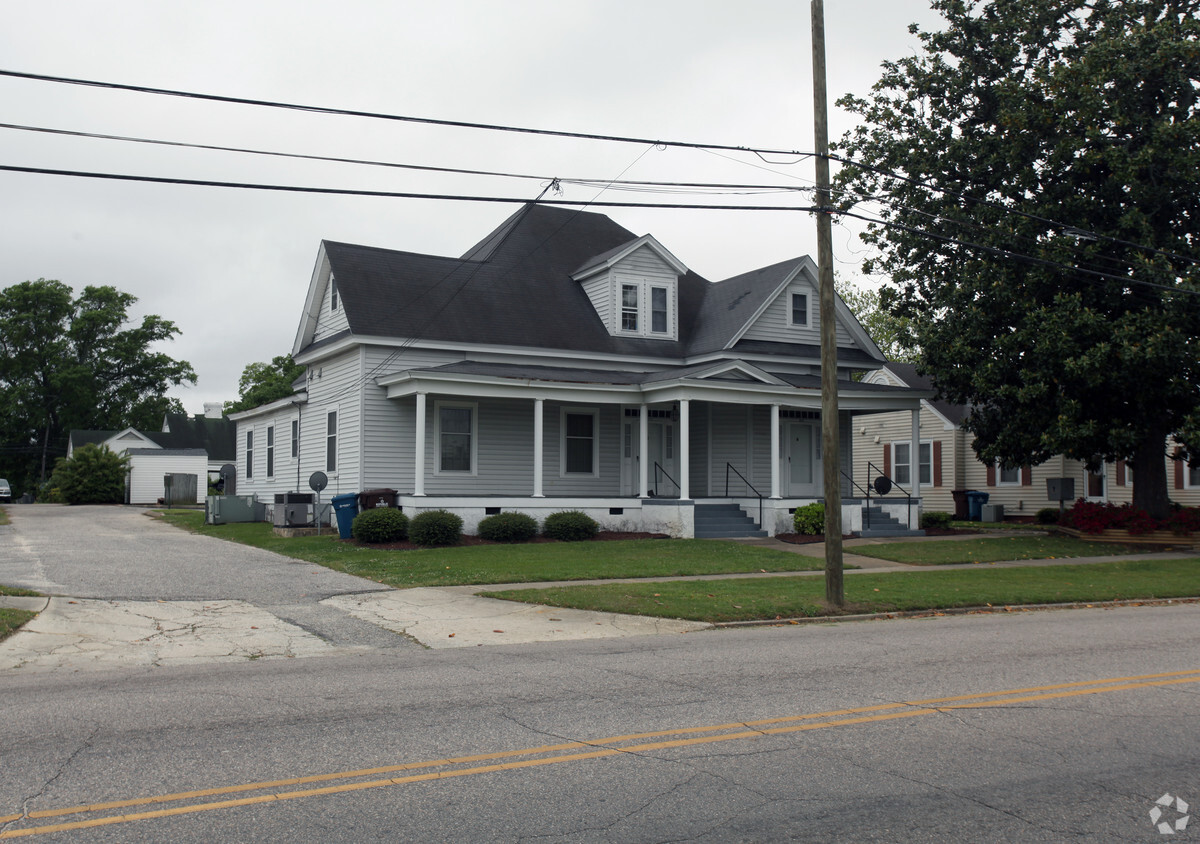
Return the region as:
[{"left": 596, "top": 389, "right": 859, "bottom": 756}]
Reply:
[
  {"left": 883, "top": 362, "right": 968, "bottom": 426},
  {"left": 158, "top": 414, "right": 237, "bottom": 460},
  {"left": 686, "top": 258, "right": 805, "bottom": 355}
]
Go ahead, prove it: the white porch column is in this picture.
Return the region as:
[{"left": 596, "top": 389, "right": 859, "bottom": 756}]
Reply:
[
  {"left": 639, "top": 403, "right": 649, "bottom": 497},
  {"left": 770, "top": 403, "right": 782, "bottom": 499},
  {"left": 678, "top": 399, "right": 690, "bottom": 500},
  {"left": 414, "top": 392, "right": 427, "bottom": 496},
  {"left": 911, "top": 407, "right": 921, "bottom": 524},
  {"left": 532, "top": 398, "right": 545, "bottom": 497}
]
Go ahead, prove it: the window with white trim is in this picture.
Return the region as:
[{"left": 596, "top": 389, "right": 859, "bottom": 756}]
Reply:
[
  {"left": 615, "top": 278, "right": 675, "bottom": 339},
  {"left": 791, "top": 292, "right": 809, "bottom": 326},
  {"left": 892, "top": 441, "right": 931, "bottom": 486},
  {"left": 291, "top": 419, "right": 299, "bottom": 459},
  {"left": 561, "top": 408, "right": 599, "bottom": 476},
  {"left": 436, "top": 402, "right": 476, "bottom": 474},
  {"left": 266, "top": 425, "right": 275, "bottom": 478},
  {"left": 1187, "top": 463, "right": 1200, "bottom": 489},
  {"left": 245, "top": 430, "right": 254, "bottom": 480},
  {"left": 997, "top": 461, "right": 1021, "bottom": 486},
  {"left": 326, "top": 410, "right": 338, "bottom": 473}
]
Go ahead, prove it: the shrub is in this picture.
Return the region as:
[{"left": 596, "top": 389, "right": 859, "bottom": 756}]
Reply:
[
  {"left": 793, "top": 502, "right": 825, "bottom": 535},
  {"left": 477, "top": 511, "right": 538, "bottom": 543},
  {"left": 1066, "top": 500, "right": 1158, "bottom": 535},
  {"left": 1035, "top": 508, "right": 1060, "bottom": 525},
  {"left": 920, "top": 511, "right": 953, "bottom": 530},
  {"left": 1166, "top": 507, "right": 1200, "bottom": 536},
  {"left": 409, "top": 509, "right": 463, "bottom": 547},
  {"left": 542, "top": 510, "right": 598, "bottom": 542},
  {"left": 49, "top": 444, "right": 129, "bottom": 505},
  {"left": 351, "top": 508, "right": 408, "bottom": 543}
]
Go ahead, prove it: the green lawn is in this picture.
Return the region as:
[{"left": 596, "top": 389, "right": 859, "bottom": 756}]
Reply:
[
  {"left": 0, "top": 609, "right": 35, "bottom": 642},
  {"left": 852, "top": 535, "right": 1150, "bottom": 565},
  {"left": 482, "top": 559, "right": 1200, "bottom": 623},
  {"left": 154, "top": 510, "right": 826, "bottom": 587}
]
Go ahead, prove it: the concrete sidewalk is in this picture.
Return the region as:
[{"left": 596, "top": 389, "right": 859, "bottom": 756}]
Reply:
[{"left": 2, "top": 532, "right": 1196, "bottom": 671}]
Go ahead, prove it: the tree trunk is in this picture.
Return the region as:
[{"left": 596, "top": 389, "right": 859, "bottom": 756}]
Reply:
[{"left": 1130, "top": 426, "right": 1171, "bottom": 520}]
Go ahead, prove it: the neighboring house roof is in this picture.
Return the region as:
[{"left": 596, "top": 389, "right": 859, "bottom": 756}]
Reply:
[
  {"left": 296, "top": 203, "right": 886, "bottom": 365},
  {"left": 878, "top": 362, "right": 969, "bottom": 427},
  {"left": 159, "top": 413, "right": 237, "bottom": 460}
]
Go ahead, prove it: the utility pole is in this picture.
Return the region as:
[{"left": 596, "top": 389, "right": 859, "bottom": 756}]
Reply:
[{"left": 811, "top": 0, "right": 844, "bottom": 606}]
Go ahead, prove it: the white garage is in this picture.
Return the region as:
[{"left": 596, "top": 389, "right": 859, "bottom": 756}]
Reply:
[{"left": 125, "top": 448, "right": 209, "bottom": 505}]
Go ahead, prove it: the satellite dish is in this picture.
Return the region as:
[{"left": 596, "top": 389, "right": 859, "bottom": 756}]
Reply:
[
  {"left": 873, "top": 475, "right": 893, "bottom": 496},
  {"left": 309, "top": 472, "right": 328, "bottom": 493},
  {"left": 219, "top": 463, "right": 237, "bottom": 495}
]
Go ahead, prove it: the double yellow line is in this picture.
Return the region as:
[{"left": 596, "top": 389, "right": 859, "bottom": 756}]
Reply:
[{"left": 4, "top": 669, "right": 1199, "bottom": 839}]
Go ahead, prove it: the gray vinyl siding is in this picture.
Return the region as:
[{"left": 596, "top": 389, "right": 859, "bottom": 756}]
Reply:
[
  {"left": 711, "top": 404, "right": 754, "bottom": 496},
  {"left": 689, "top": 402, "right": 709, "bottom": 497},
  {"left": 741, "top": 281, "right": 854, "bottom": 347},
  {"left": 751, "top": 406, "right": 773, "bottom": 490},
  {"left": 296, "top": 349, "right": 362, "bottom": 498},
  {"left": 617, "top": 245, "right": 676, "bottom": 279},
  {"left": 582, "top": 245, "right": 680, "bottom": 337},
  {"left": 541, "top": 402, "right": 621, "bottom": 496},
  {"left": 581, "top": 275, "right": 611, "bottom": 330},
  {"left": 313, "top": 271, "right": 350, "bottom": 343},
  {"left": 360, "top": 347, "right": 464, "bottom": 490},
  {"left": 236, "top": 407, "right": 302, "bottom": 500}
]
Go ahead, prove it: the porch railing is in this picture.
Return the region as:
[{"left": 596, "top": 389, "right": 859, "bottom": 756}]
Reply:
[
  {"left": 724, "top": 463, "right": 764, "bottom": 529},
  {"left": 851, "top": 461, "right": 916, "bottom": 530},
  {"left": 653, "top": 462, "right": 680, "bottom": 498}
]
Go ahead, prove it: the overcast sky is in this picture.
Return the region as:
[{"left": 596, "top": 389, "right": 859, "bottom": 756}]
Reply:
[{"left": 1, "top": 1, "right": 943, "bottom": 414}]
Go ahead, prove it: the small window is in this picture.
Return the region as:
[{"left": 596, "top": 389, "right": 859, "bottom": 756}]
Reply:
[
  {"left": 564, "top": 411, "right": 596, "bottom": 475},
  {"left": 326, "top": 410, "right": 338, "bottom": 473},
  {"left": 438, "top": 404, "right": 475, "bottom": 473},
  {"left": 998, "top": 462, "right": 1021, "bottom": 486},
  {"left": 892, "top": 441, "right": 932, "bottom": 486},
  {"left": 245, "top": 431, "right": 254, "bottom": 480},
  {"left": 621, "top": 284, "right": 639, "bottom": 331},
  {"left": 791, "top": 292, "right": 809, "bottom": 326},
  {"left": 330, "top": 274, "right": 338, "bottom": 311},
  {"left": 291, "top": 419, "right": 299, "bottom": 459},
  {"left": 1188, "top": 463, "right": 1200, "bottom": 489},
  {"left": 650, "top": 286, "right": 668, "bottom": 333},
  {"left": 266, "top": 425, "right": 275, "bottom": 478}
]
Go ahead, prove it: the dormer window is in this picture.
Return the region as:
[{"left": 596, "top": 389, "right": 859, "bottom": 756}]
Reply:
[
  {"left": 572, "top": 234, "right": 687, "bottom": 342},
  {"left": 330, "top": 274, "right": 338, "bottom": 311},
  {"left": 616, "top": 277, "right": 675, "bottom": 338},
  {"left": 621, "top": 284, "right": 639, "bottom": 331}
]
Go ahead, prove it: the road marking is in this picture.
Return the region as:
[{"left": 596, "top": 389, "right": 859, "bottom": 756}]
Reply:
[{"left": 3, "top": 668, "right": 1198, "bottom": 838}]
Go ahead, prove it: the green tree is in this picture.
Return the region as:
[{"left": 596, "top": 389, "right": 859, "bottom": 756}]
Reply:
[
  {"left": 0, "top": 279, "right": 196, "bottom": 488},
  {"left": 835, "top": 0, "right": 1200, "bottom": 518},
  {"left": 49, "top": 443, "right": 130, "bottom": 505},
  {"left": 836, "top": 277, "right": 915, "bottom": 362},
  {"left": 225, "top": 355, "right": 305, "bottom": 414}
]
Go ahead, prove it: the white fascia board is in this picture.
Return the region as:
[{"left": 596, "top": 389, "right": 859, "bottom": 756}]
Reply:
[
  {"left": 105, "top": 428, "right": 158, "bottom": 451},
  {"left": 292, "top": 244, "right": 331, "bottom": 358},
  {"left": 724, "top": 260, "right": 809, "bottom": 349},
  {"left": 570, "top": 234, "right": 689, "bottom": 281},
  {"left": 226, "top": 392, "right": 308, "bottom": 422},
  {"left": 380, "top": 372, "right": 641, "bottom": 403},
  {"left": 677, "top": 360, "right": 787, "bottom": 385},
  {"left": 922, "top": 399, "right": 959, "bottom": 430}
]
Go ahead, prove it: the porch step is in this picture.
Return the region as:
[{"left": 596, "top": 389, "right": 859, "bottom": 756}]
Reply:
[
  {"left": 694, "top": 503, "right": 767, "bottom": 539},
  {"left": 857, "top": 506, "right": 925, "bottom": 539}
]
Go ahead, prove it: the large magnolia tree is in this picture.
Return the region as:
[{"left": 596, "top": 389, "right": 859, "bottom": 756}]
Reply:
[{"left": 835, "top": 0, "right": 1200, "bottom": 518}]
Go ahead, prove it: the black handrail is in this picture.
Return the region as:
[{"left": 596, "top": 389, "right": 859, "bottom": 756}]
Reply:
[
  {"left": 841, "top": 470, "right": 873, "bottom": 529},
  {"left": 862, "top": 460, "right": 916, "bottom": 531},
  {"left": 724, "top": 463, "right": 764, "bottom": 528},
  {"left": 653, "top": 462, "right": 680, "bottom": 498}
]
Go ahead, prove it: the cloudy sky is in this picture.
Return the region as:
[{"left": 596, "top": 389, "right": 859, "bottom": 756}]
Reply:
[{"left": 1, "top": 1, "right": 943, "bottom": 413}]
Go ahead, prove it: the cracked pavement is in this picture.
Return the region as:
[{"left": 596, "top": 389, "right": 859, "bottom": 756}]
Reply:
[{"left": 0, "top": 505, "right": 712, "bottom": 671}]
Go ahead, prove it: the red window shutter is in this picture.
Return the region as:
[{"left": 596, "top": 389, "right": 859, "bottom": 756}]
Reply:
[
  {"left": 1021, "top": 465, "right": 1032, "bottom": 486},
  {"left": 1176, "top": 447, "right": 1185, "bottom": 490},
  {"left": 986, "top": 463, "right": 996, "bottom": 487},
  {"left": 933, "top": 440, "right": 943, "bottom": 487},
  {"left": 883, "top": 443, "right": 891, "bottom": 478},
  {"left": 1115, "top": 460, "right": 1126, "bottom": 487}
]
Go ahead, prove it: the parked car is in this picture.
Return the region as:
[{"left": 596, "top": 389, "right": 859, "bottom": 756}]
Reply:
[{"left": 0, "top": 478, "right": 11, "bottom": 503}]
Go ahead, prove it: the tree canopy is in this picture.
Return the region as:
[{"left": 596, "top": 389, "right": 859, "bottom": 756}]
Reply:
[
  {"left": 225, "top": 355, "right": 305, "bottom": 414},
  {"left": 836, "top": 277, "right": 916, "bottom": 363},
  {"left": 0, "top": 279, "right": 195, "bottom": 491},
  {"left": 835, "top": 0, "right": 1200, "bottom": 517}
]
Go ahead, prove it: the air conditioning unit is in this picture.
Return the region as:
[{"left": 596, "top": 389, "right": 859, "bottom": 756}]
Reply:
[{"left": 274, "top": 493, "right": 315, "bottom": 527}]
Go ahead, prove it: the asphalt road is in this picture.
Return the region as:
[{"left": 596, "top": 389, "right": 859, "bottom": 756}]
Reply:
[{"left": 1, "top": 506, "right": 1199, "bottom": 841}]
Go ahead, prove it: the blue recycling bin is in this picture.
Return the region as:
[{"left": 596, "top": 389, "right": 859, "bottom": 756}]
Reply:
[
  {"left": 331, "top": 493, "right": 360, "bottom": 539},
  {"left": 966, "top": 491, "right": 990, "bottom": 521}
]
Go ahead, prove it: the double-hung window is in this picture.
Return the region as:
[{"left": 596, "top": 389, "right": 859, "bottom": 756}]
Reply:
[
  {"left": 437, "top": 403, "right": 475, "bottom": 474},
  {"left": 616, "top": 278, "right": 674, "bottom": 338},
  {"left": 245, "top": 431, "right": 254, "bottom": 480},
  {"left": 330, "top": 274, "right": 338, "bottom": 311},
  {"left": 621, "top": 284, "right": 639, "bottom": 331},
  {"left": 266, "top": 426, "right": 275, "bottom": 478},
  {"left": 291, "top": 419, "right": 299, "bottom": 459},
  {"left": 1188, "top": 463, "right": 1200, "bottom": 489},
  {"left": 326, "top": 410, "right": 338, "bottom": 473},
  {"left": 562, "top": 409, "right": 598, "bottom": 476},
  {"left": 997, "top": 461, "right": 1021, "bottom": 486},
  {"left": 892, "top": 441, "right": 931, "bottom": 486},
  {"left": 791, "top": 292, "right": 809, "bottom": 326}
]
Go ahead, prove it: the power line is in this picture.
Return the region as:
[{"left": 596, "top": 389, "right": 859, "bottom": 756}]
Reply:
[
  {"left": 0, "top": 164, "right": 820, "bottom": 211},
  {"left": 0, "top": 69, "right": 809, "bottom": 159}
]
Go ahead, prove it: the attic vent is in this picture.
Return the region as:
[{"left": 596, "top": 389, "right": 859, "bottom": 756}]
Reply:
[
  {"left": 624, "top": 408, "right": 675, "bottom": 419},
  {"left": 781, "top": 410, "right": 819, "bottom": 420}
]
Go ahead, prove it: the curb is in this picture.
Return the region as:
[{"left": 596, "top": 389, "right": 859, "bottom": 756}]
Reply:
[
  {"left": 0, "top": 596, "right": 50, "bottom": 612},
  {"left": 712, "top": 596, "right": 1200, "bottom": 628}
]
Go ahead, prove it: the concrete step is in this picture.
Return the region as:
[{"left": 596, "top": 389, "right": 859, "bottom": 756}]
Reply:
[{"left": 696, "top": 528, "right": 769, "bottom": 539}]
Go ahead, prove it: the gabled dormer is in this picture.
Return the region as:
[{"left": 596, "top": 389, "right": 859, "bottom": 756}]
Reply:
[
  {"left": 572, "top": 235, "right": 688, "bottom": 341},
  {"left": 294, "top": 243, "right": 350, "bottom": 355}
]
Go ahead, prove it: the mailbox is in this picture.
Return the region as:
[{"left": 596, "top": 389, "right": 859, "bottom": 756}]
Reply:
[{"left": 1046, "top": 477, "right": 1075, "bottom": 502}]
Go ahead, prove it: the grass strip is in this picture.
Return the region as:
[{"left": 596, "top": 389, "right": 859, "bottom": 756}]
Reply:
[
  {"left": 0, "top": 585, "right": 40, "bottom": 597},
  {"left": 0, "top": 608, "right": 35, "bottom": 642},
  {"left": 154, "top": 510, "right": 824, "bottom": 587},
  {"left": 482, "top": 559, "right": 1200, "bottom": 623},
  {"left": 852, "top": 535, "right": 1150, "bottom": 565}
]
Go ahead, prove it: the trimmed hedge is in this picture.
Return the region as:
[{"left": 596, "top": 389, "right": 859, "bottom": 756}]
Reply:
[
  {"left": 920, "top": 511, "right": 953, "bottom": 529},
  {"left": 542, "top": 510, "right": 598, "bottom": 542},
  {"left": 793, "top": 502, "right": 825, "bottom": 535},
  {"left": 352, "top": 508, "right": 409, "bottom": 543},
  {"left": 478, "top": 512, "right": 538, "bottom": 543},
  {"left": 409, "top": 509, "right": 464, "bottom": 547}
]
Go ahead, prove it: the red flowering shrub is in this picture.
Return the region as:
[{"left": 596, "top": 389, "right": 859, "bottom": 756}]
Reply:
[
  {"left": 1065, "top": 500, "right": 1122, "bottom": 534},
  {"left": 1166, "top": 508, "right": 1200, "bottom": 536},
  {"left": 1065, "top": 500, "right": 1200, "bottom": 536}
]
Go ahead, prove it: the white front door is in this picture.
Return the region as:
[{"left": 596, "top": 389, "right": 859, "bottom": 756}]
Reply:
[{"left": 786, "top": 422, "right": 821, "bottom": 497}]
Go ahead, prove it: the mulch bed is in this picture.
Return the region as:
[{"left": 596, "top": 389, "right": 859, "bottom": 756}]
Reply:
[{"left": 348, "top": 531, "right": 669, "bottom": 550}]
